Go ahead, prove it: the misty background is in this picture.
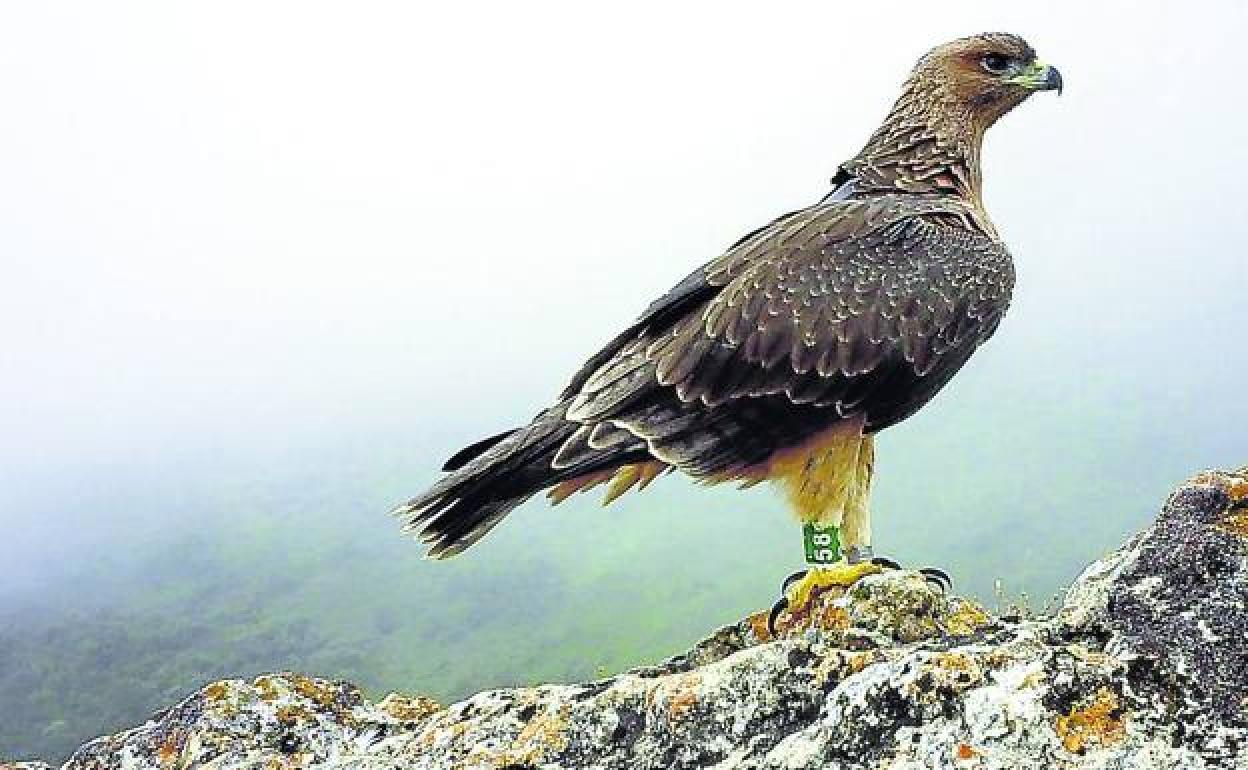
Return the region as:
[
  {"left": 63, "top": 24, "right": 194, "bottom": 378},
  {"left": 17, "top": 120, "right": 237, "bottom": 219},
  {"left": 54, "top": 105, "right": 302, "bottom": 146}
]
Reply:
[{"left": 2, "top": 0, "right": 1245, "bottom": 761}]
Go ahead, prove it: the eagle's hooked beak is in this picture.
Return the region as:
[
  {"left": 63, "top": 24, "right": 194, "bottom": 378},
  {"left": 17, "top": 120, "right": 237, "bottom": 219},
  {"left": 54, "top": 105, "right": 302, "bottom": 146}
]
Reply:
[{"left": 1010, "top": 60, "right": 1063, "bottom": 95}]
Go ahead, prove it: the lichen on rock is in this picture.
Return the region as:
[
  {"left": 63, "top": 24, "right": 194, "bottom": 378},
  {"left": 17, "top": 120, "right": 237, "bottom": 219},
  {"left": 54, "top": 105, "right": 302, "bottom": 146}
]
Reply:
[
  {"left": 1054, "top": 687, "right": 1126, "bottom": 754},
  {"left": 8, "top": 466, "right": 1248, "bottom": 769}
]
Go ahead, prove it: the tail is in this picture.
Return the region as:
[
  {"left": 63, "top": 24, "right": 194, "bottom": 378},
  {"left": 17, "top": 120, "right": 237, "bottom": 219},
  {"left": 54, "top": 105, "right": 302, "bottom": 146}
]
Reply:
[{"left": 394, "top": 404, "right": 650, "bottom": 558}]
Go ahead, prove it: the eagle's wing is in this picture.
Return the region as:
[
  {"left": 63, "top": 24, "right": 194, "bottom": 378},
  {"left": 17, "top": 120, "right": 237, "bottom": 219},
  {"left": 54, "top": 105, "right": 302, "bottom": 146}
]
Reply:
[
  {"left": 402, "top": 195, "right": 1013, "bottom": 556},
  {"left": 563, "top": 196, "right": 1014, "bottom": 477}
]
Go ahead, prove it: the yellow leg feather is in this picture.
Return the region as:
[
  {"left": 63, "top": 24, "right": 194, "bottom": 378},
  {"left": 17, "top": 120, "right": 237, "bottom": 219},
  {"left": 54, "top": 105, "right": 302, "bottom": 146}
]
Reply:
[{"left": 767, "top": 419, "right": 875, "bottom": 551}]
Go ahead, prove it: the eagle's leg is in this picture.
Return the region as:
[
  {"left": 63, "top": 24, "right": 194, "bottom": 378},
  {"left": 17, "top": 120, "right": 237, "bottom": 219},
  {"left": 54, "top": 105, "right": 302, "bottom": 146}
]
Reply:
[
  {"left": 764, "top": 431, "right": 955, "bottom": 635},
  {"left": 766, "top": 431, "right": 881, "bottom": 634},
  {"left": 838, "top": 439, "right": 952, "bottom": 591}
]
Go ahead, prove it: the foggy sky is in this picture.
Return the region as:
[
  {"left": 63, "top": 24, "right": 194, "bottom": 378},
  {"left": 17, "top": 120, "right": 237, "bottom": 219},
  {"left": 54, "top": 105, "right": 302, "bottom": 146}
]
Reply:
[{"left": 3, "top": 1, "right": 1246, "bottom": 566}]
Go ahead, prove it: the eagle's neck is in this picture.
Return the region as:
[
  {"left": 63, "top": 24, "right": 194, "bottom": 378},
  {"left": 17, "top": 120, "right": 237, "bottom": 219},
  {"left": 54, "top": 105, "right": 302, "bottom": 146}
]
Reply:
[{"left": 840, "top": 75, "right": 990, "bottom": 210}]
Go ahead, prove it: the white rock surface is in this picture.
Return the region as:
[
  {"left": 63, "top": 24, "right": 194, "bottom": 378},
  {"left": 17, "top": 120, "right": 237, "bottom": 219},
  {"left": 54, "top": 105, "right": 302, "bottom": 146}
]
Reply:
[{"left": 9, "top": 466, "right": 1247, "bottom": 770}]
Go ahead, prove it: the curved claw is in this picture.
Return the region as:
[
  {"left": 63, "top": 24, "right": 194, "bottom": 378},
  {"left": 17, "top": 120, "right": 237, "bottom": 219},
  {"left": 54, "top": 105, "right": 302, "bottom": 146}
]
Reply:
[
  {"left": 871, "top": 556, "right": 902, "bottom": 570},
  {"left": 781, "top": 569, "right": 808, "bottom": 594},
  {"left": 919, "top": 567, "right": 952, "bottom": 593},
  {"left": 766, "top": 597, "right": 790, "bottom": 638}
]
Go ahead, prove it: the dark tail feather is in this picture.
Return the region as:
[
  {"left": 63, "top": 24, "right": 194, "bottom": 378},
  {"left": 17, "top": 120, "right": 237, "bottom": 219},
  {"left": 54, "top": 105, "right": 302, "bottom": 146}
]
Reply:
[
  {"left": 395, "top": 407, "right": 646, "bottom": 558},
  {"left": 441, "top": 429, "right": 516, "bottom": 471}
]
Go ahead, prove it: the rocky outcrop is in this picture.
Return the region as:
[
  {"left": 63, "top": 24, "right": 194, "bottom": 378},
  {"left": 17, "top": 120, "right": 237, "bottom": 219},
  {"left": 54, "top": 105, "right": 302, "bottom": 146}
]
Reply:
[{"left": 9, "top": 467, "right": 1248, "bottom": 770}]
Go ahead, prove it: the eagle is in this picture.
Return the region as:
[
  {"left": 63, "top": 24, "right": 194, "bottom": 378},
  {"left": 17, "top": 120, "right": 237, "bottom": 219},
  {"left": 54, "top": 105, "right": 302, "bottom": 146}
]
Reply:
[{"left": 396, "top": 33, "right": 1061, "bottom": 631}]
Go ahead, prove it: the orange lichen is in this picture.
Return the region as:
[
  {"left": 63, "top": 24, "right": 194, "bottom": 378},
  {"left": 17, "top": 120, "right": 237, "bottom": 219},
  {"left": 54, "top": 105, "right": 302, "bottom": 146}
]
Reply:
[
  {"left": 812, "top": 650, "right": 878, "bottom": 688},
  {"left": 379, "top": 693, "right": 442, "bottom": 722},
  {"left": 982, "top": 650, "right": 1015, "bottom": 669},
  {"left": 500, "top": 703, "right": 571, "bottom": 766},
  {"left": 275, "top": 704, "right": 310, "bottom": 724},
  {"left": 203, "top": 682, "right": 231, "bottom": 703},
  {"left": 956, "top": 743, "right": 977, "bottom": 760},
  {"left": 942, "top": 654, "right": 973, "bottom": 672},
  {"left": 1055, "top": 688, "right": 1126, "bottom": 754},
  {"left": 936, "top": 653, "right": 975, "bottom": 675},
  {"left": 156, "top": 730, "right": 182, "bottom": 768},
  {"left": 902, "top": 652, "right": 985, "bottom": 699},
  {"left": 747, "top": 610, "right": 774, "bottom": 641},
  {"left": 1190, "top": 470, "right": 1248, "bottom": 509},
  {"left": 253, "top": 676, "right": 282, "bottom": 702},
  {"left": 846, "top": 650, "right": 877, "bottom": 675},
  {"left": 290, "top": 675, "right": 339, "bottom": 709},
  {"left": 944, "top": 600, "right": 991, "bottom": 636},
  {"left": 1229, "top": 477, "right": 1248, "bottom": 502},
  {"left": 815, "top": 603, "right": 852, "bottom": 632},
  {"left": 662, "top": 673, "right": 702, "bottom": 724},
  {"left": 1218, "top": 510, "right": 1248, "bottom": 538},
  {"left": 1200, "top": 470, "right": 1248, "bottom": 536}
]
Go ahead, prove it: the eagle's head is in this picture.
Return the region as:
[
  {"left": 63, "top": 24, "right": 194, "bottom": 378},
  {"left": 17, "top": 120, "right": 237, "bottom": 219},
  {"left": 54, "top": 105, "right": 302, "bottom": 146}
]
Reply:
[
  {"left": 914, "top": 33, "right": 1062, "bottom": 129},
  {"left": 844, "top": 32, "right": 1061, "bottom": 198}
]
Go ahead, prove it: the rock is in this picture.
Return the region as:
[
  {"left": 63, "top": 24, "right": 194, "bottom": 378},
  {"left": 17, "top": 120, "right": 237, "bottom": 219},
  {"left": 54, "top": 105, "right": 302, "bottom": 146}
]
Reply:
[{"left": 10, "top": 466, "right": 1248, "bottom": 769}]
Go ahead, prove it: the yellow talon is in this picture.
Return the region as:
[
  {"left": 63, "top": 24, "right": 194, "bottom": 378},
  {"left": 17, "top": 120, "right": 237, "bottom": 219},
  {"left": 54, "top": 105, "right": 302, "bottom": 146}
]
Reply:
[{"left": 786, "top": 561, "right": 882, "bottom": 616}]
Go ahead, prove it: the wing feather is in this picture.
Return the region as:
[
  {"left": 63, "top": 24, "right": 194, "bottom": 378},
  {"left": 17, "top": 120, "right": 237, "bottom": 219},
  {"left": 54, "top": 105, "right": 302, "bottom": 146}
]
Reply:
[{"left": 565, "top": 195, "right": 1013, "bottom": 477}]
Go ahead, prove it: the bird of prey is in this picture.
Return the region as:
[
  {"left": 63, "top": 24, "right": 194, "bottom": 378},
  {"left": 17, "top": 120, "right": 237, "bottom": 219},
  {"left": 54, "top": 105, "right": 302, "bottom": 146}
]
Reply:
[{"left": 396, "top": 32, "right": 1060, "bottom": 631}]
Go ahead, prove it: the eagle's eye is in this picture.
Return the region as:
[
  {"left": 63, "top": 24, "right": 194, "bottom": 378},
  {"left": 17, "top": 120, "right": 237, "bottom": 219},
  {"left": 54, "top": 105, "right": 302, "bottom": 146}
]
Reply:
[{"left": 980, "top": 53, "right": 1012, "bottom": 74}]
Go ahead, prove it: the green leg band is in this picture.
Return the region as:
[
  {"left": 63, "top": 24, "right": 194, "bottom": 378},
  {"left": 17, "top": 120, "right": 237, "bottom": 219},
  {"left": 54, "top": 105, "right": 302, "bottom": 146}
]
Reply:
[{"left": 803, "top": 522, "right": 841, "bottom": 567}]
